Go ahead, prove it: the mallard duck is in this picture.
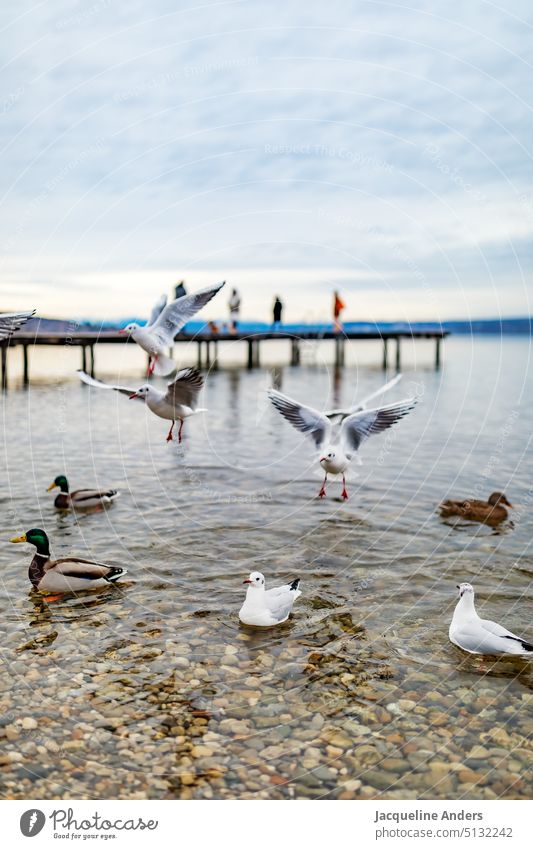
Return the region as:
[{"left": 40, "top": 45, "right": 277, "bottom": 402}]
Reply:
[
  {"left": 10, "top": 528, "right": 127, "bottom": 594},
  {"left": 47, "top": 475, "right": 119, "bottom": 509},
  {"left": 439, "top": 492, "right": 513, "bottom": 526}
]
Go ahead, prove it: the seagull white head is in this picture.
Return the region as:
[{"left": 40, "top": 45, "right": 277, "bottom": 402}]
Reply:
[
  {"left": 119, "top": 322, "right": 140, "bottom": 336},
  {"left": 457, "top": 582, "right": 474, "bottom": 598},
  {"left": 129, "top": 384, "right": 153, "bottom": 400},
  {"left": 243, "top": 571, "right": 265, "bottom": 589},
  {"left": 320, "top": 450, "right": 336, "bottom": 464}
]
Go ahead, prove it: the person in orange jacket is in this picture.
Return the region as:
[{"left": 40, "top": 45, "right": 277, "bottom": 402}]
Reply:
[{"left": 333, "top": 290, "right": 345, "bottom": 332}]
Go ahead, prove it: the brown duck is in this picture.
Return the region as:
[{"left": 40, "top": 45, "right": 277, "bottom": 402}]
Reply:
[{"left": 439, "top": 492, "right": 513, "bottom": 526}]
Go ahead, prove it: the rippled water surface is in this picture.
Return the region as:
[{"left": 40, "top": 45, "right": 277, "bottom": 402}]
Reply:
[{"left": 0, "top": 336, "right": 532, "bottom": 799}]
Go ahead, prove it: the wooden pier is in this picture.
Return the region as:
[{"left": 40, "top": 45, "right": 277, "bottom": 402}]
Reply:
[{"left": 1, "top": 328, "right": 448, "bottom": 388}]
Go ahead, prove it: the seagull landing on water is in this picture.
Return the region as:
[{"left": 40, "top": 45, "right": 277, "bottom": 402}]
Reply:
[
  {"left": 119, "top": 281, "right": 225, "bottom": 376},
  {"left": 239, "top": 571, "right": 302, "bottom": 627},
  {"left": 267, "top": 382, "right": 417, "bottom": 500},
  {"left": 78, "top": 367, "right": 206, "bottom": 443},
  {"left": 449, "top": 583, "right": 533, "bottom": 657}
]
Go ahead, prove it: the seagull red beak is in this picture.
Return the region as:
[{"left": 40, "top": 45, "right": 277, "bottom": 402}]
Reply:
[
  {"left": 320, "top": 457, "right": 326, "bottom": 462},
  {"left": 129, "top": 393, "right": 139, "bottom": 399},
  {"left": 118, "top": 329, "right": 127, "bottom": 335},
  {"left": 243, "top": 579, "right": 252, "bottom": 584}
]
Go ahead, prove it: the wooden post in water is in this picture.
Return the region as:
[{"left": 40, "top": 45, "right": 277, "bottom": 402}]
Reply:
[
  {"left": 435, "top": 337, "right": 441, "bottom": 370},
  {"left": 81, "top": 346, "right": 87, "bottom": 373},
  {"left": 213, "top": 341, "right": 219, "bottom": 370},
  {"left": 335, "top": 337, "right": 345, "bottom": 367},
  {"left": 290, "top": 339, "right": 301, "bottom": 366},
  {"left": 395, "top": 337, "right": 401, "bottom": 371},
  {"left": 382, "top": 338, "right": 388, "bottom": 370},
  {"left": 90, "top": 345, "right": 95, "bottom": 377},
  {"left": 23, "top": 344, "right": 29, "bottom": 386},
  {"left": 247, "top": 339, "right": 254, "bottom": 369},
  {"left": 1, "top": 345, "right": 7, "bottom": 391}
]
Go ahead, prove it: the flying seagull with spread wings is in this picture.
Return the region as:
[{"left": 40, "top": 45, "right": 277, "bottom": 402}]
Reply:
[
  {"left": 0, "top": 310, "right": 36, "bottom": 341},
  {"left": 79, "top": 367, "right": 206, "bottom": 443},
  {"left": 268, "top": 387, "right": 417, "bottom": 499},
  {"left": 119, "top": 282, "right": 225, "bottom": 376}
]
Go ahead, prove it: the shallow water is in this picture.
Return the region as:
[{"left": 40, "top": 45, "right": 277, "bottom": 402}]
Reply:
[{"left": 0, "top": 336, "right": 532, "bottom": 799}]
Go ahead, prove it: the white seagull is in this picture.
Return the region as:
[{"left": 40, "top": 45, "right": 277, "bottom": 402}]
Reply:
[
  {"left": 449, "top": 583, "right": 533, "bottom": 656},
  {"left": 0, "top": 310, "right": 36, "bottom": 341},
  {"left": 239, "top": 571, "right": 302, "bottom": 627},
  {"left": 78, "top": 367, "right": 206, "bottom": 443},
  {"left": 268, "top": 388, "right": 417, "bottom": 499},
  {"left": 119, "top": 282, "right": 225, "bottom": 376}
]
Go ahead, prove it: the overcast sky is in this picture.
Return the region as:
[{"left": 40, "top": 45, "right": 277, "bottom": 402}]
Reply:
[{"left": 1, "top": 0, "right": 531, "bottom": 322}]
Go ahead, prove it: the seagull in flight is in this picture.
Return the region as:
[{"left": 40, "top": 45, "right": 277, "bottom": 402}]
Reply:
[
  {"left": 268, "top": 387, "right": 417, "bottom": 500},
  {"left": 79, "top": 367, "right": 206, "bottom": 443},
  {"left": 119, "top": 282, "right": 225, "bottom": 376},
  {"left": 449, "top": 583, "right": 533, "bottom": 656},
  {"left": 239, "top": 571, "right": 302, "bottom": 627},
  {"left": 0, "top": 310, "right": 36, "bottom": 341}
]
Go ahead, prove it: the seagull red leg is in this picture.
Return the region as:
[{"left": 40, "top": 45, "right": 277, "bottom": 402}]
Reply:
[
  {"left": 178, "top": 419, "right": 184, "bottom": 443},
  {"left": 341, "top": 474, "right": 349, "bottom": 500},
  {"left": 166, "top": 420, "right": 175, "bottom": 442},
  {"left": 147, "top": 355, "right": 157, "bottom": 377},
  {"left": 318, "top": 474, "right": 327, "bottom": 498}
]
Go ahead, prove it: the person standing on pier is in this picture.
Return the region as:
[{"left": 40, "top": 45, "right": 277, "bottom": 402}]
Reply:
[
  {"left": 228, "top": 288, "right": 241, "bottom": 334},
  {"left": 333, "top": 290, "right": 345, "bottom": 332},
  {"left": 272, "top": 296, "right": 283, "bottom": 329}
]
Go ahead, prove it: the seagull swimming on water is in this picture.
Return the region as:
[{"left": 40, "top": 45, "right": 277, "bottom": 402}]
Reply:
[
  {"left": 268, "top": 387, "right": 417, "bottom": 500},
  {"left": 119, "top": 282, "right": 225, "bottom": 376},
  {"left": 78, "top": 367, "right": 205, "bottom": 443},
  {"left": 449, "top": 583, "right": 533, "bottom": 656},
  {"left": 239, "top": 571, "right": 302, "bottom": 627}
]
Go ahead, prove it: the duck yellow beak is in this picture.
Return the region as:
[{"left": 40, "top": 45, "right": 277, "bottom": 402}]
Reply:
[
  {"left": 47, "top": 482, "right": 58, "bottom": 492},
  {"left": 10, "top": 534, "right": 27, "bottom": 543}
]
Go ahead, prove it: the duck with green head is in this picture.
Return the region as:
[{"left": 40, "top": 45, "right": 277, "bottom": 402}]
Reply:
[
  {"left": 10, "top": 528, "right": 127, "bottom": 594},
  {"left": 47, "top": 475, "right": 119, "bottom": 510}
]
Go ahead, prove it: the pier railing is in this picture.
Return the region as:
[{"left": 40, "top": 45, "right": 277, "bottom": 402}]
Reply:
[{"left": 1, "top": 328, "right": 449, "bottom": 388}]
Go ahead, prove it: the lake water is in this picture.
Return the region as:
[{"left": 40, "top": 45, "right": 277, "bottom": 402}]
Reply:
[{"left": 0, "top": 335, "right": 532, "bottom": 799}]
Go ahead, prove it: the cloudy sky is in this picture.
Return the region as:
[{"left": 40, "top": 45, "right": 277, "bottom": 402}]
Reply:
[{"left": 1, "top": 0, "right": 531, "bottom": 322}]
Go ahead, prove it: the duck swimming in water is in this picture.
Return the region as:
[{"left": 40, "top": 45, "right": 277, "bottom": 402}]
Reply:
[
  {"left": 47, "top": 475, "right": 119, "bottom": 510},
  {"left": 439, "top": 492, "right": 513, "bottom": 526},
  {"left": 10, "top": 528, "right": 127, "bottom": 594}
]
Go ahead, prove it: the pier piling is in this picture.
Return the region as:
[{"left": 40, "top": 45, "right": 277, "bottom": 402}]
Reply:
[{"left": 382, "top": 338, "right": 388, "bottom": 370}]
